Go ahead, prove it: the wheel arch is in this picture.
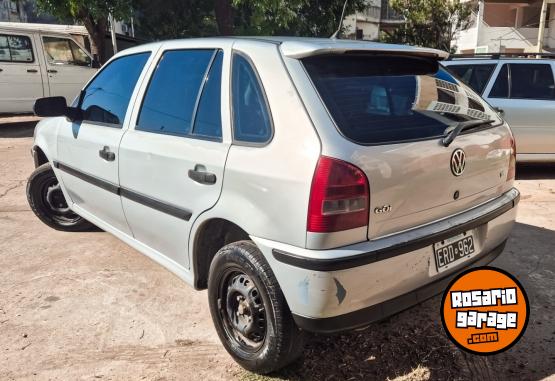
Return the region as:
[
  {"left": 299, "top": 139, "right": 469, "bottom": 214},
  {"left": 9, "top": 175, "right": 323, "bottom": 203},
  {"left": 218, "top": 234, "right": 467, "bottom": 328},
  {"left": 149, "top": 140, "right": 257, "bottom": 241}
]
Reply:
[
  {"left": 32, "top": 145, "right": 49, "bottom": 168},
  {"left": 191, "top": 217, "right": 250, "bottom": 290}
]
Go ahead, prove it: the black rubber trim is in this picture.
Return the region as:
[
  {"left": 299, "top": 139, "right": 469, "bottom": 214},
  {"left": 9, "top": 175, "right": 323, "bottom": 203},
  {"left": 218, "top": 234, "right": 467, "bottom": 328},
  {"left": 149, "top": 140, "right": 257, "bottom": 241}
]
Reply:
[
  {"left": 53, "top": 161, "right": 119, "bottom": 195},
  {"left": 120, "top": 188, "right": 192, "bottom": 221},
  {"left": 53, "top": 161, "right": 192, "bottom": 221},
  {"left": 292, "top": 240, "right": 506, "bottom": 334},
  {"left": 273, "top": 190, "right": 519, "bottom": 271},
  {"left": 31, "top": 147, "right": 40, "bottom": 168}
]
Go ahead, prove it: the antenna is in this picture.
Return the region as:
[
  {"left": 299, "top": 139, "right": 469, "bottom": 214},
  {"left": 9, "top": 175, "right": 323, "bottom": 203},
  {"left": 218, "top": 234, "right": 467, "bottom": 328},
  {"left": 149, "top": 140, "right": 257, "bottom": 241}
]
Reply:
[{"left": 330, "top": 0, "right": 349, "bottom": 39}]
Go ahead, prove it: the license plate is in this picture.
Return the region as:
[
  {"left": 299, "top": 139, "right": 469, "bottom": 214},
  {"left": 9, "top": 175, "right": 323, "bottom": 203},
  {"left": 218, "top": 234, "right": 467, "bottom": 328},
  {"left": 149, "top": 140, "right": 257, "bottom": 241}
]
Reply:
[{"left": 434, "top": 232, "right": 475, "bottom": 273}]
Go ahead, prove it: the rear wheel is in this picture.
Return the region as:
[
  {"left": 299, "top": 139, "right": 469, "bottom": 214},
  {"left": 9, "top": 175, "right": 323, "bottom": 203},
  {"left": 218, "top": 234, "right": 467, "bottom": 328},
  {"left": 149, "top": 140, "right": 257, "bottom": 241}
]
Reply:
[
  {"left": 27, "top": 163, "right": 95, "bottom": 232},
  {"left": 208, "top": 241, "right": 305, "bottom": 374}
]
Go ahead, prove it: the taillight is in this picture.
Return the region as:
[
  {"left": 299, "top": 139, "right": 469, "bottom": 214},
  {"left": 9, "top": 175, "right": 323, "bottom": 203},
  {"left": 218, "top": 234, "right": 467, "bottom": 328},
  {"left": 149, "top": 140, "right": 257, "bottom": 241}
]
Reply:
[
  {"left": 507, "top": 134, "right": 516, "bottom": 181},
  {"left": 307, "top": 156, "right": 370, "bottom": 233}
]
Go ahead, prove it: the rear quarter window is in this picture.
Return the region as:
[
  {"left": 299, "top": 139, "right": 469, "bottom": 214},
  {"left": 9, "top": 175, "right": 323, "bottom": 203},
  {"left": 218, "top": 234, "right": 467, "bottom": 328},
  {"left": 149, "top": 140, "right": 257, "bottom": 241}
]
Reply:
[
  {"left": 446, "top": 64, "right": 496, "bottom": 94},
  {"left": 303, "top": 55, "right": 501, "bottom": 145}
]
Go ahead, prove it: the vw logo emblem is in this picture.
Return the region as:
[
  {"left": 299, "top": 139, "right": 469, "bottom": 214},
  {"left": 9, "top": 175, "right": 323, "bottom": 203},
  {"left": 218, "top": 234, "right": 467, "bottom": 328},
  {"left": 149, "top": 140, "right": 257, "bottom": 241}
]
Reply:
[{"left": 451, "top": 149, "right": 466, "bottom": 176}]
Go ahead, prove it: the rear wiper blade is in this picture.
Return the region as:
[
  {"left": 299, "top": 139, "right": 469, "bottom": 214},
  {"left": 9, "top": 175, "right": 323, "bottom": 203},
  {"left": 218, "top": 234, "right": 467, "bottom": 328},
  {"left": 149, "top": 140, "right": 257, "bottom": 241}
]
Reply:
[{"left": 442, "top": 119, "right": 495, "bottom": 147}]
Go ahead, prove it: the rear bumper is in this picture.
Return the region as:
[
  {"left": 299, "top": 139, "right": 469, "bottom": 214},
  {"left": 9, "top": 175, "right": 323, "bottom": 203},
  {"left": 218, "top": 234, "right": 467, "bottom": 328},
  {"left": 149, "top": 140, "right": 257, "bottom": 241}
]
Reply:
[
  {"left": 292, "top": 241, "right": 506, "bottom": 333},
  {"left": 251, "top": 188, "right": 519, "bottom": 333}
]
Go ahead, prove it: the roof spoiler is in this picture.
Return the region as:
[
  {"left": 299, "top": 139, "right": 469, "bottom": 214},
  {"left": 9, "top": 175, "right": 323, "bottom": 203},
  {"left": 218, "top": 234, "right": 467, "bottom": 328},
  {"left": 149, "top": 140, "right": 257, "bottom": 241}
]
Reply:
[{"left": 280, "top": 41, "right": 449, "bottom": 61}]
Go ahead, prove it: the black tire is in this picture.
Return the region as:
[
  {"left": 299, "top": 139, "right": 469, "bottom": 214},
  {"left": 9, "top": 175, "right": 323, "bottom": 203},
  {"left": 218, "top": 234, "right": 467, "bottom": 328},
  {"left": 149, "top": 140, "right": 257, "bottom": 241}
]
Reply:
[
  {"left": 208, "top": 240, "right": 305, "bottom": 374},
  {"left": 26, "top": 163, "right": 95, "bottom": 232}
]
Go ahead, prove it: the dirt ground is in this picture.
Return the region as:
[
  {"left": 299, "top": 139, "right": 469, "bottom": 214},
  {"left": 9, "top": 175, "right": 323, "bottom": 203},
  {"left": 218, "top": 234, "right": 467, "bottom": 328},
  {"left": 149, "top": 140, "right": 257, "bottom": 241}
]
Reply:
[{"left": 0, "top": 119, "right": 553, "bottom": 381}]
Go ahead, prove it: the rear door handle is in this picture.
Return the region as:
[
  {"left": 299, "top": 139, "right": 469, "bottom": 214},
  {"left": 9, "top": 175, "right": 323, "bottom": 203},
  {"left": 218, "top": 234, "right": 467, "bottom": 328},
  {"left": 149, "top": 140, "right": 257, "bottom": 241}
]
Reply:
[
  {"left": 98, "top": 146, "right": 116, "bottom": 161},
  {"left": 188, "top": 164, "right": 216, "bottom": 185},
  {"left": 27, "top": 69, "right": 38, "bottom": 73},
  {"left": 47, "top": 69, "right": 58, "bottom": 73}
]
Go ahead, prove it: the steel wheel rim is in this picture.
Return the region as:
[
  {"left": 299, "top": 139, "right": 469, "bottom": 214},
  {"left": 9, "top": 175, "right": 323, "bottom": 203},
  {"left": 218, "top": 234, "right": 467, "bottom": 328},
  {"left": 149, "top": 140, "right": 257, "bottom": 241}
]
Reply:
[
  {"left": 41, "top": 177, "right": 80, "bottom": 224},
  {"left": 218, "top": 269, "right": 267, "bottom": 353}
]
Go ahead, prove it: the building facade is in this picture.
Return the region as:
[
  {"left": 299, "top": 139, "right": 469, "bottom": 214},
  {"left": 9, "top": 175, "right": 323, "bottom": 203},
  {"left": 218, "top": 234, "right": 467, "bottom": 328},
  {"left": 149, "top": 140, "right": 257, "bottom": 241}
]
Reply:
[
  {"left": 0, "top": 0, "right": 27, "bottom": 22},
  {"left": 454, "top": 0, "right": 555, "bottom": 53},
  {"left": 344, "top": 0, "right": 404, "bottom": 41}
]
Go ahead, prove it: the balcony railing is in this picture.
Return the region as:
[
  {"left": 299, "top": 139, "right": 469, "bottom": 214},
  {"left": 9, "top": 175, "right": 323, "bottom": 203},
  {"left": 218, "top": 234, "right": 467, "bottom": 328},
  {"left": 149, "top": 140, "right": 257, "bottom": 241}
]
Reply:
[
  {"left": 381, "top": 0, "right": 404, "bottom": 21},
  {"left": 363, "top": 5, "right": 381, "bottom": 20}
]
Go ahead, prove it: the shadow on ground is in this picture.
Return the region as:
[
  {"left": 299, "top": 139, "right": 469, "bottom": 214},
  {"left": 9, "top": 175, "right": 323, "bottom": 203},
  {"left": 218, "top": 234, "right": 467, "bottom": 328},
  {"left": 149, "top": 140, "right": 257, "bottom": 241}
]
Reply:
[
  {"left": 251, "top": 222, "right": 555, "bottom": 381},
  {"left": 517, "top": 163, "right": 555, "bottom": 180},
  {"left": 0, "top": 121, "right": 36, "bottom": 138}
]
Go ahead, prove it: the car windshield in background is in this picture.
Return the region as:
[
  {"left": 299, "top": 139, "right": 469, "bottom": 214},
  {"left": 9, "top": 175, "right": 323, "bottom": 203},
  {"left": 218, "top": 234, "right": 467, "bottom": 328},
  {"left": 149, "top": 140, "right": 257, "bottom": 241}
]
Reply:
[{"left": 302, "top": 55, "right": 501, "bottom": 145}]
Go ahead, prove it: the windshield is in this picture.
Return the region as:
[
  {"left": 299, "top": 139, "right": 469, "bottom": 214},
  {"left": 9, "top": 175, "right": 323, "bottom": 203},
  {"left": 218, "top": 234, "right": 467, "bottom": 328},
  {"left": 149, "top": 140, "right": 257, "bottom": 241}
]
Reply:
[{"left": 302, "top": 55, "right": 502, "bottom": 145}]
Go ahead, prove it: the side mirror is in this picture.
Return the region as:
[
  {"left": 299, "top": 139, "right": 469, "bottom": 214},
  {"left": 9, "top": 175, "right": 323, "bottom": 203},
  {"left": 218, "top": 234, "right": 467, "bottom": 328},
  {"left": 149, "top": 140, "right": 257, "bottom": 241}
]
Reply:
[
  {"left": 91, "top": 59, "right": 101, "bottom": 69},
  {"left": 34, "top": 96, "right": 69, "bottom": 117}
]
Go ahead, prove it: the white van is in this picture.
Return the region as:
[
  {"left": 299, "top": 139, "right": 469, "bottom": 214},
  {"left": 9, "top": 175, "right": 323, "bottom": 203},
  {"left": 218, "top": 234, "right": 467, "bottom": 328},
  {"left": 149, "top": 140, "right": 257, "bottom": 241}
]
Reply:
[{"left": 0, "top": 22, "right": 99, "bottom": 114}]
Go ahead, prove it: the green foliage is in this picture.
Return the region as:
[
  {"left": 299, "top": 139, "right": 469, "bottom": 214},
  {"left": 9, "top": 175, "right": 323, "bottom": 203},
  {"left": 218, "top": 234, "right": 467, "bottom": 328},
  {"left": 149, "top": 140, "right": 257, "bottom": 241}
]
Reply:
[
  {"left": 133, "top": 0, "right": 367, "bottom": 40},
  {"left": 36, "top": 0, "right": 133, "bottom": 22},
  {"left": 232, "top": 0, "right": 367, "bottom": 36},
  {"left": 381, "top": 0, "right": 475, "bottom": 52},
  {"left": 133, "top": 0, "right": 217, "bottom": 40}
]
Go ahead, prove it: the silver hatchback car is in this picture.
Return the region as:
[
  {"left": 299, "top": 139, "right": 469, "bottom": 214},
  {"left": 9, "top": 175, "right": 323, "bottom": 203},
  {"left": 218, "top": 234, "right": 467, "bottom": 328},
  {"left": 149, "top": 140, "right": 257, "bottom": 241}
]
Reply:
[{"left": 28, "top": 37, "right": 519, "bottom": 373}]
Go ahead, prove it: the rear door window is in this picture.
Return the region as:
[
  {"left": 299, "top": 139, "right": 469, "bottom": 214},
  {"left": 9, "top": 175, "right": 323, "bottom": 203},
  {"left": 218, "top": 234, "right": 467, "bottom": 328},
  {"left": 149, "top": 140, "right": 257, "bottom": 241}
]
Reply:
[
  {"left": 510, "top": 63, "right": 555, "bottom": 100},
  {"left": 0, "top": 34, "right": 34, "bottom": 62},
  {"left": 489, "top": 63, "right": 555, "bottom": 100},
  {"left": 137, "top": 49, "right": 216, "bottom": 137},
  {"left": 303, "top": 55, "right": 501, "bottom": 145},
  {"left": 489, "top": 64, "right": 509, "bottom": 98},
  {"left": 446, "top": 64, "right": 496, "bottom": 94}
]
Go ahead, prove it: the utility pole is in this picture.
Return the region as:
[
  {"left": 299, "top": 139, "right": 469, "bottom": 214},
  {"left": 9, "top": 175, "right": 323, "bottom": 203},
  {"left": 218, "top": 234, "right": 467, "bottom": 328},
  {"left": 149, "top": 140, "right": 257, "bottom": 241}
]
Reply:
[
  {"left": 537, "top": 0, "right": 548, "bottom": 53},
  {"left": 109, "top": 12, "right": 118, "bottom": 55}
]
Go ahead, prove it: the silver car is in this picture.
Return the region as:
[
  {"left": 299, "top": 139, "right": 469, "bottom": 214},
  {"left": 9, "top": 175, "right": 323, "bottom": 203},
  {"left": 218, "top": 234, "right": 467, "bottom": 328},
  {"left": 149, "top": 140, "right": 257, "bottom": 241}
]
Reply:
[
  {"left": 443, "top": 55, "right": 555, "bottom": 162},
  {"left": 27, "top": 37, "right": 519, "bottom": 373}
]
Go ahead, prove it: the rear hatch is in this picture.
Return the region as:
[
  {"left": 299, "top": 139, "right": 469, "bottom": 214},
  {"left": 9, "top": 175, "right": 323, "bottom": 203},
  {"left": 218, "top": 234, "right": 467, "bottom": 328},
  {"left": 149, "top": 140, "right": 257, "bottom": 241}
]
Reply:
[{"left": 302, "top": 53, "right": 513, "bottom": 239}]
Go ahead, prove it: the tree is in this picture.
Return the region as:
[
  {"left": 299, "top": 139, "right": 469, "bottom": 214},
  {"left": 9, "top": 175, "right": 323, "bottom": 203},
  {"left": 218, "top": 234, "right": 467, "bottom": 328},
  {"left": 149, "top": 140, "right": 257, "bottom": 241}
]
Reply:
[
  {"left": 380, "top": 0, "right": 475, "bottom": 52},
  {"left": 133, "top": 0, "right": 217, "bottom": 40},
  {"left": 36, "top": 0, "right": 134, "bottom": 63},
  {"left": 135, "top": 0, "right": 367, "bottom": 40},
  {"left": 231, "top": 0, "right": 367, "bottom": 37}
]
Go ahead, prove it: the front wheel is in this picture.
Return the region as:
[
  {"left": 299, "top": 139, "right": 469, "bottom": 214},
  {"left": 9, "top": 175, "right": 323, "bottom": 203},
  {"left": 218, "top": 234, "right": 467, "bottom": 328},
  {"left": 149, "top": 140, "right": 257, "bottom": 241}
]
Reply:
[
  {"left": 27, "top": 163, "right": 95, "bottom": 232},
  {"left": 208, "top": 241, "right": 305, "bottom": 374}
]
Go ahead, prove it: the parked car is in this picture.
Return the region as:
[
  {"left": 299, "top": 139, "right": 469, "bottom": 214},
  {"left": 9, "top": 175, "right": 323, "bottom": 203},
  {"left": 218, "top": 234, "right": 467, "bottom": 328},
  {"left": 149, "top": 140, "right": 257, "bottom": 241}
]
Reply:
[
  {"left": 443, "top": 54, "right": 555, "bottom": 162},
  {"left": 27, "top": 37, "right": 519, "bottom": 373},
  {"left": 0, "top": 22, "right": 98, "bottom": 114}
]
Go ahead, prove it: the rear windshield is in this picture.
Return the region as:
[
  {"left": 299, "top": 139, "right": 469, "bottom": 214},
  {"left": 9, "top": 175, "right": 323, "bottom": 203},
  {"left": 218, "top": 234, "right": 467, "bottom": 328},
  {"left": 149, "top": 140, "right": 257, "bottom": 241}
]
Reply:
[{"left": 302, "top": 55, "right": 502, "bottom": 145}]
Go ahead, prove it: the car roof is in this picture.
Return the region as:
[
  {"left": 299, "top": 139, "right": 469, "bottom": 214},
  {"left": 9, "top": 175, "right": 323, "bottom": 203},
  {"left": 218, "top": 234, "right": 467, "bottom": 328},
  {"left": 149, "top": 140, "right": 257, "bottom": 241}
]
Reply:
[
  {"left": 443, "top": 58, "right": 555, "bottom": 65},
  {"left": 117, "top": 36, "right": 449, "bottom": 60}
]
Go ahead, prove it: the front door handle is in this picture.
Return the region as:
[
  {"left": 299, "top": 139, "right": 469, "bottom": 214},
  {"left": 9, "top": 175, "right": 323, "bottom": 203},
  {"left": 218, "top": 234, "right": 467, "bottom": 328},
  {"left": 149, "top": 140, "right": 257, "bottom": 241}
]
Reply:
[
  {"left": 188, "top": 164, "right": 216, "bottom": 185},
  {"left": 27, "top": 69, "right": 38, "bottom": 73},
  {"left": 98, "top": 146, "right": 116, "bottom": 161},
  {"left": 47, "top": 69, "right": 58, "bottom": 73}
]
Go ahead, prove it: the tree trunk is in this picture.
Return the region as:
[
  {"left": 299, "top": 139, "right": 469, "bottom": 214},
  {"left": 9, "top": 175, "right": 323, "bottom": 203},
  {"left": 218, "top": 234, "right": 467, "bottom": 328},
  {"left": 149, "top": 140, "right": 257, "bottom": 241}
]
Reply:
[
  {"left": 214, "top": 0, "right": 234, "bottom": 35},
  {"left": 81, "top": 14, "right": 109, "bottom": 64}
]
